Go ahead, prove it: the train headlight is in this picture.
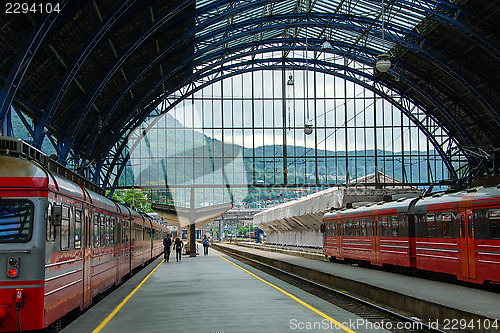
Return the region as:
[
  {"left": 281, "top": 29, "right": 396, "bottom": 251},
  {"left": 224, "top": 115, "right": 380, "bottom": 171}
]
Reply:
[{"left": 6, "top": 257, "right": 20, "bottom": 278}]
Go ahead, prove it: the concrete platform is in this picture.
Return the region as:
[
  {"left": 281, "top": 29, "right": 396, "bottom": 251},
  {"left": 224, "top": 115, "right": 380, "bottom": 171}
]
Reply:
[
  {"left": 63, "top": 249, "right": 392, "bottom": 333},
  {"left": 214, "top": 242, "right": 500, "bottom": 332}
]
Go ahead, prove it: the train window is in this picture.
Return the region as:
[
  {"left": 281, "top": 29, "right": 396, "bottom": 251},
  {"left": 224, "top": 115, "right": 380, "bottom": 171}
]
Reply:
[
  {"left": 466, "top": 215, "right": 473, "bottom": 236},
  {"left": 60, "top": 205, "right": 70, "bottom": 250},
  {"left": 426, "top": 214, "right": 436, "bottom": 238},
  {"left": 390, "top": 216, "right": 398, "bottom": 237},
  {"left": 441, "top": 213, "right": 453, "bottom": 238},
  {"left": 397, "top": 215, "right": 407, "bottom": 237},
  {"left": 122, "top": 220, "right": 128, "bottom": 243},
  {"left": 105, "top": 218, "right": 110, "bottom": 246},
  {"left": 110, "top": 218, "right": 115, "bottom": 245},
  {"left": 415, "top": 214, "right": 426, "bottom": 237},
  {"left": 366, "top": 219, "right": 372, "bottom": 236},
  {"left": 0, "top": 199, "right": 34, "bottom": 243},
  {"left": 346, "top": 220, "right": 352, "bottom": 236},
  {"left": 460, "top": 215, "right": 465, "bottom": 238},
  {"left": 100, "top": 217, "right": 106, "bottom": 247},
  {"left": 74, "top": 209, "right": 82, "bottom": 249},
  {"left": 488, "top": 210, "right": 500, "bottom": 239},
  {"left": 46, "top": 202, "right": 56, "bottom": 242},
  {"left": 380, "top": 217, "right": 389, "bottom": 237},
  {"left": 93, "top": 215, "right": 100, "bottom": 247},
  {"left": 360, "top": 221, "right": 366, "bottom": 237},
  {"left": 121, "top": 222, "right": 125, "bottom": 243}
]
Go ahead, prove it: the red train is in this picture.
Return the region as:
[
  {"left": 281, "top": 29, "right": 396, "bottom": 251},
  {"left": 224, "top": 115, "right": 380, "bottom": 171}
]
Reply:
[
  {"left": 322, "top": 186, "right": 500, "bottom": 285},
  {"left": 0, "top": 137, "right": 167, "bottom": 332}
]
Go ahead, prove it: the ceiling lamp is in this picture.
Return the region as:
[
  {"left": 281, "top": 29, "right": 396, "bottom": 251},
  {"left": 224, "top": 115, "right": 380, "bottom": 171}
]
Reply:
[
  {"left": 287, "top": 75, "right": 294, "bottom": 85},
  {"left": 376, "top": 53, "right": 391, "bottom": 72},
  {"left": 321, "top": 40, "right": 332, "bottom": 50},
  {"left": 375, "top": 0, "right": 391, "bottom": 72},
  {"left": 304, "top": 123, "right": 313, "bottom": 135}
]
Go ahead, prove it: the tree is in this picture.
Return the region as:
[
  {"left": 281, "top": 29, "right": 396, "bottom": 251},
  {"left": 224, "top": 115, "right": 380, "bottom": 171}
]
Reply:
[{"left": 109, "top": 188, "right": 152, "bottom": 212}]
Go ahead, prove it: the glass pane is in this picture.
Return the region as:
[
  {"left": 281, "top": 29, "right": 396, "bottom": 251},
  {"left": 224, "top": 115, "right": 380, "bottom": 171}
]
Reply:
[{"left": 0, "top": 200, "right": 33, "bottom": 243}]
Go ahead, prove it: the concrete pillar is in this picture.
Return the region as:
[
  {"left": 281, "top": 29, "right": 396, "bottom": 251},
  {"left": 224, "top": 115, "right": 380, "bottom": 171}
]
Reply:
[
  {"left": 189, "top": 220, "right": 196, "bottom": 257},
  {"left": 189, "top": 187, "right": 196, "bottom": 257}
]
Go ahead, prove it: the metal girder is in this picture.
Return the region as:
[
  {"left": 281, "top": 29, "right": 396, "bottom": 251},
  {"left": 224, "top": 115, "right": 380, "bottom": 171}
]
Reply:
[
  {"left": 98, "top": 53, "right": 463, "bottom": 192},
  {"left": 0, "top": 107, "right": 12, "bottom": 137},
  {"left": 91, "top": 11, "right": 480, "bottom": 169},
  {"left": 107, "top": 32, "right": 471, "bottom": 147},
  {"left": 1, "top": 0, "right": 494, "bottom": 195},
  {"left": 190, "top": 13, "right": 498, "bottom": 130},
  {"left": 0, "top": 0, "right": 69, "bottom": 133},
  {"left": 35, "top": 0, "right": 137, "bottom": 156},
  {"left": 58, "top": 0, "right": 194, "bottom": 162},
  {"left": 400, "top": 0, "right": 500, "bottom": 61}
]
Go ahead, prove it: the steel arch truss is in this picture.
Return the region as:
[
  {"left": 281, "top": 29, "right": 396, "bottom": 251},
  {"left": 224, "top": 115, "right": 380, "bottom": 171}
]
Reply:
[
  {"left": 102, "top": 50, "right": 466, "bottom": 193},
  {"left": 1, "top": 0, "right": 498, "bottom": 193}
]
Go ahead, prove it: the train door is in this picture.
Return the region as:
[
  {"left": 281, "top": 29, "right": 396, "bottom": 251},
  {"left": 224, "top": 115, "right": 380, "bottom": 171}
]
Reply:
[
  {"left": 459, "top": 209, "right": 477, "bottom": 280},
  {"left": 372, "top": 217, "right": 381, "bottom": 264},
  {"left": 83, "top": 209, "right": 92, "bottom": 306},
  {"left": 337, "top": 221, "right": 343, "bottom": 259}
]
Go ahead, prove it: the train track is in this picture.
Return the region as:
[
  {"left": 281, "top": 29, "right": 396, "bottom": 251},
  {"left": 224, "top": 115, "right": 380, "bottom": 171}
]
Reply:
[{"left": 216, "top": 246, "right": 448, "bottom": 333}]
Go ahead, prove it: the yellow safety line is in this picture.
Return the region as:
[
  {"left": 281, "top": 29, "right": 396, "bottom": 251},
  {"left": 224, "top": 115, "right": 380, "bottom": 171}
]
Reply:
[
  {"left": 218, "top": 254, "right": 356, "bottom": 333},
  {"left": 92, "top": 259, "right": 165, "bottom": 333}
]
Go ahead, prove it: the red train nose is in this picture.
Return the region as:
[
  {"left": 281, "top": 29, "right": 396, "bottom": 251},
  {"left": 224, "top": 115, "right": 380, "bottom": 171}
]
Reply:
[{"left": 0, "top": 304, "right": 11, "bottom": 328}]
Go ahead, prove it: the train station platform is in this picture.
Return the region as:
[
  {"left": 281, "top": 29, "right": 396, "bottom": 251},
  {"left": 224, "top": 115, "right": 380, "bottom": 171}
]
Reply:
[
  {"left": 214, "top": 242, "right": 500, "bottom": 329},
  {"left": 63, "top": 248, "right": 386, "bottom": 333}
]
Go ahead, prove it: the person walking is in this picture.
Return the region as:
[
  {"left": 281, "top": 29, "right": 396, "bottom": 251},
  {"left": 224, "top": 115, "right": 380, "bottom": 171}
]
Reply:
[
  {"left": 202, "top": 235, "right": 209, "bottom": 255},
  {"left": 163, "top": 234, "right": 172, "bottom": 262},
  {"left": 173, "top": 237, "right": 184, "bottom": 262}
]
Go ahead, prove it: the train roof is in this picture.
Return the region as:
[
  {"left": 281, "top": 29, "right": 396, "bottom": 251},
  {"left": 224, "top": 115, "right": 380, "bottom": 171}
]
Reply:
[
  {"left": 413, "top": 185, "right": 500, "bottom": 211},
  {"left": 0, "top": 153, "right": 151, "bottom": 219},
  {"left": 323, "top": 185, "right": 500, "bottom": 221},
  {"left": 0, "top": 155, "right": 89, "bottom": 202},
  {"left": 323, "top": 196, "right": 419, "bottom": 220}
]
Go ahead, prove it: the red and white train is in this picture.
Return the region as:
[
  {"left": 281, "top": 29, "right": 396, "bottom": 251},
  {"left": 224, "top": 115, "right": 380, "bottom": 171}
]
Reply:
[
  {"left": 322, "top": 186, "right": 500, "bottom": 285},
  {"left": 0, "top": 137, "right": 167, "bottom": 332}
]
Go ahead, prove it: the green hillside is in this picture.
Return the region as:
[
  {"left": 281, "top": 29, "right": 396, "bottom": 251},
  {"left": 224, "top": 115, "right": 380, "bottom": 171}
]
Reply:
[{"left": 125, "top": 114, "right": 446, "bottom": 187}]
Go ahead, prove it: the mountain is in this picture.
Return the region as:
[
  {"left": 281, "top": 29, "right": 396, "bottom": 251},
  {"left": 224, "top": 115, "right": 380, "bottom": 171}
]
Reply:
[{"left": 125, "top": 114, "right": 445, "bottom": 187}]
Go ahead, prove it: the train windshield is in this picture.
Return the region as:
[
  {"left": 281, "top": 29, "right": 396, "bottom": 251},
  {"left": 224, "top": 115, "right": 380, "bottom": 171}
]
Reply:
[{"left": 0, "top": 199, "right": 33, "bottom": 243}]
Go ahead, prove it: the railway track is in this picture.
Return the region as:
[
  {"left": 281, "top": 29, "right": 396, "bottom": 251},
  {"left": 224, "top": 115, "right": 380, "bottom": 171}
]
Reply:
[{"left": 216, "top": 246, "right": 448, "bottom": 333}]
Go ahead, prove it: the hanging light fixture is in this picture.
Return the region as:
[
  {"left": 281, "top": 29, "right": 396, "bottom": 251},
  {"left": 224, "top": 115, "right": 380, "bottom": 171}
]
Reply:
[
  {"left": 287, "top": 74, "right": 294, "bottom": 85},
  {"left": 376, "top": 53, "right": 391, "bottom": 72},
  {"left": 321, "top": 40, "right": 332, "bottom": 50},
  {"left": 304, "top": 26, "right": 313, "bottom": 136},
  {"left": 304, "top": 123, "right": 313, "bottom": 135},
  {"left": 376, "top": 0, "right": 391, "bottom": 72}
]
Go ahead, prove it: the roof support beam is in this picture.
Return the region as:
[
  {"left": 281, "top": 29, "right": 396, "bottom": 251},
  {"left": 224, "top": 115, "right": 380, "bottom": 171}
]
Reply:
[{"left": 0, "top": 1, "right": 69, "bottom": 140}]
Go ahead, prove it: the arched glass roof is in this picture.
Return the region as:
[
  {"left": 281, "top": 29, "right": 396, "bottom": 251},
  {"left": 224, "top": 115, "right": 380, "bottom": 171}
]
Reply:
[{"left": 0, "top": 0, "right": 498, "bottom": 190}]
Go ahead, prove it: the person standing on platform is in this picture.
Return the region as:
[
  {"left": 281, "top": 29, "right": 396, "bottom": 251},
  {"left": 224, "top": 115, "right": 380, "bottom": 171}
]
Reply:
[
  {"left": 163, "top": 234, "right": 172, "bottom": 262},
  {"left": 173, "top": 237, "right": 184, "bottom": 262},
  {"left": 202, "top": 234, "right": 209, "bottom": 255}
]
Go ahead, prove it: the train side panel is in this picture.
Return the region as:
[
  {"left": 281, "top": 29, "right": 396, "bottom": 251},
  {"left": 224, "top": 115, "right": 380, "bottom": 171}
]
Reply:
[
  {"left": 0, "top": 195, "right": 46, "bottom": 332},
  {"left": 0, "top": 146, "right": 166, "bottom": 332},
  {"left": 0, "top": 156, "right": 51, "bottom": 331},
  {"left": 323, "top": 187, "right": 500, "bottom": 285}
]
